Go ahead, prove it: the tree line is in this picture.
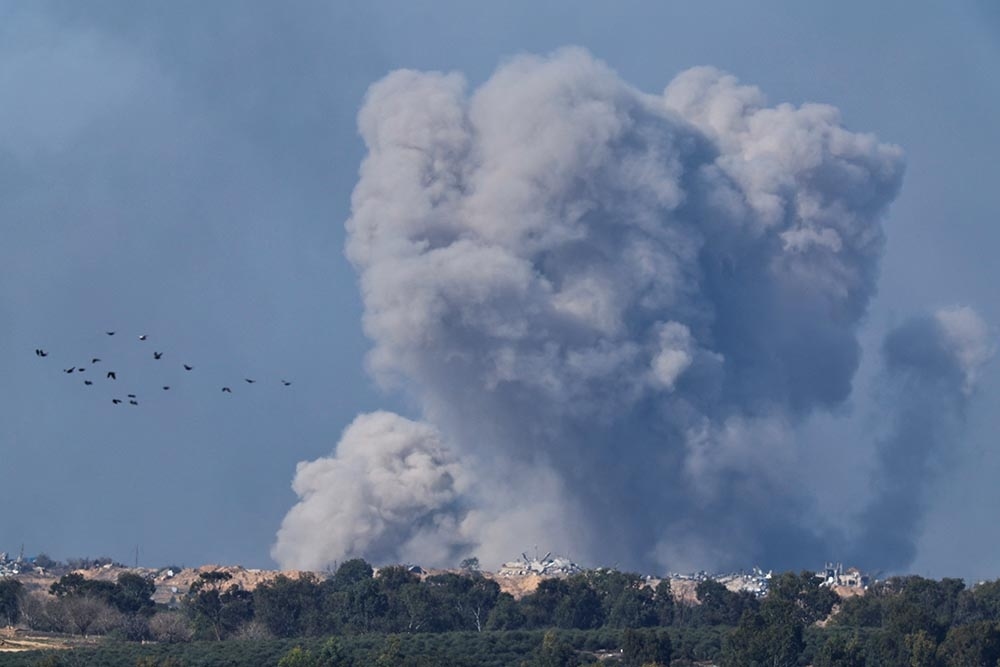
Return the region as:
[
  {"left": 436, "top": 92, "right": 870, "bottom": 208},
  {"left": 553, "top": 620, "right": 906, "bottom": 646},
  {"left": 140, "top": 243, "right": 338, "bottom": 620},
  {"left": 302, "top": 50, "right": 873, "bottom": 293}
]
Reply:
[{"left": 9, "top": 563, "right": 1000, "bottom": 665}]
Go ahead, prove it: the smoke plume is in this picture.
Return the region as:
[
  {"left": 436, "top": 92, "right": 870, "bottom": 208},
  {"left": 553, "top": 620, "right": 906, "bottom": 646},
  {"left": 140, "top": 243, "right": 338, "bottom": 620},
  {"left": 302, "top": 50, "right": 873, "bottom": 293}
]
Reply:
[
  {"left": 271, "top": 48, "right": 965, "bottom": 572},
  {"left": 854, "top": 307, "right": 994, "bottom": 570}
]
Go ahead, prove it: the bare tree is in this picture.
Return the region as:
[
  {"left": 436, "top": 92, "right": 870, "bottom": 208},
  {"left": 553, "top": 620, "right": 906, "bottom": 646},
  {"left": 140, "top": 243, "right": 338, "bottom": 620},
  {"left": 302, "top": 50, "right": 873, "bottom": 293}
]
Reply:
[{"left": 149, "top": 612, "right": 194, "bottom": 643}]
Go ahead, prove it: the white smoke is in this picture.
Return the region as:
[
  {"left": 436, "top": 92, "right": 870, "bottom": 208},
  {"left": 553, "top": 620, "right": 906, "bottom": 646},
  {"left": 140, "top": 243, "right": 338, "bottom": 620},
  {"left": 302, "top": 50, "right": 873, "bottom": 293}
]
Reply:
[
  {"left": 272, "top": 411, "right": 470, "bottom": 570},
  {"left": 275, "top": 48, "right": 910, "bottom": 572}
]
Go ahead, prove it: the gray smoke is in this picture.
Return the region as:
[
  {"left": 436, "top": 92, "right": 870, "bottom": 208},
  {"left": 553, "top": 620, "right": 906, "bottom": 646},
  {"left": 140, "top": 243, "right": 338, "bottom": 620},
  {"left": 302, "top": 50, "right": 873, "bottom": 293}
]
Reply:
[
  {"left": 854, "top": 307, "right": 993, "bottom": 570},
  {"left": 274, "top": 48, "right": 919, "bottom": 572}
]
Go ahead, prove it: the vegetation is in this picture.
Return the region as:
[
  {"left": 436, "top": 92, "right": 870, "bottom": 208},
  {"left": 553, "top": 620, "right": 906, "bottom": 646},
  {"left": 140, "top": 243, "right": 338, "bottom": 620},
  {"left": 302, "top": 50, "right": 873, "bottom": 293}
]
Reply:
[{"left": 8, "top": 563, "right": 1000, "bottom": 665}]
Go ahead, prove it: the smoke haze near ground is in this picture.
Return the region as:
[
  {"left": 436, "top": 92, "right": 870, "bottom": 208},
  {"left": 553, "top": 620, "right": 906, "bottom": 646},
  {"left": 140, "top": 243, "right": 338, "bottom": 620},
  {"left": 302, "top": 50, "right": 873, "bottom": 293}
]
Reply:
[{"left": 274, "top": 49, "right": 987, "bottom": 574}]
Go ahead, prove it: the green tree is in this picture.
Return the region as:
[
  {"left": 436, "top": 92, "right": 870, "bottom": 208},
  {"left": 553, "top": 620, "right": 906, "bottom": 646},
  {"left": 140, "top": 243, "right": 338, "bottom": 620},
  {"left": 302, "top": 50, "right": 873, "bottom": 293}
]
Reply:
[
  {"left": 766, "top": 571, "right": 838, "bottom": 625},
  {"left": 184, "top": 578, "right": 254, "bottom": 640},
  {"left": 333, "top": 558, "right": 374, "bottom": 591},
  {"left": 533, "top": 629, "right": 579, "bottom": 667},
  {"left": 255, "top": 574, "right": 324, "bottom": 637},
  {"left": 485, "top": 591, "right": 526, "bottom": 630},
  {"left": 653, "top": 580, "right": 675, "bottom": 627},
  {"left": 814, "top": 631, "right": 867, "bottom": 667},
  {"left": 693, "top": 579, "right": 754, "bottom": 626},
  {"left": 113, "top": 572, "right": 156, "bottom": 615},
  {"left": 278, "top": 646, "right": 320, "bottom": 667},
  {"left": 904, "top": 629, "right": 940, "bottom": 667},
  {"left": 720, "top": 606, "right": 803, "bottom": 667},
  {"left": 607, "top": 586, "right": 657, "bottom": 629},
  {"left": 621, "top": 628, "right": 672, "bottom": 666},
  {"left": 0, "top": 578, "right": 23, "bottom": 626},
  {"left": 374, "top": 634, "right": 403, "bottom": 667},
  {"left": 936, "top": 621, "right": 1000, "bottom": 667}
]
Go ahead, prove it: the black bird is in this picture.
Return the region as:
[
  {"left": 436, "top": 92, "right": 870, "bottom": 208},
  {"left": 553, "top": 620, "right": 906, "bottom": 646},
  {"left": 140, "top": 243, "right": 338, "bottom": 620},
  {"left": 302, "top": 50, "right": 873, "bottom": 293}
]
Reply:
[
  {"left": 127, "top": 394, "right": 136, "bottom": 399},
  {"left": 35, "top": 349, "right": 48, "bottom": 357},
  {"left": 112, "top": 399, "right": 122, "bottom": 404},
  {"left": 91, "top": 358, "right": 101, "bottom": 364},
  {"left": 138, "top": 335, "right": 147, "bottom": 341},
  {"left": 64, "top": 367, "right": 75, "bottom": 374},
  {"left": 282, "top": 380, "right": 292, "bottom": 386},
  {"left": 162, "top": 386, "right": 170, "bottom": 391},
  {"left": 129, "top": 400, "right": 138, "bottom": 406},
  {"left": 107, "top": 371, "right": 116, "bottom": 380},
  {"left": 106, "top": 331, "right": 115, "bottom": 336},
  {"left": 221, "top": 387, "right": 232, "bottom": 393},
  {"left": 77, "top": 367, "right": 86, "bottom": 372},
  {"left": 183, "top": 364, "right": 193, "bottom": 371},
  {"left": 244, "top": 378, "right": 256, "bottom": 384},
  {"left": 153, "top": 352, "right": 163, "bottom": 360},
  {"left": 84, "top": 380, "right": 93, "bottom": 386}
]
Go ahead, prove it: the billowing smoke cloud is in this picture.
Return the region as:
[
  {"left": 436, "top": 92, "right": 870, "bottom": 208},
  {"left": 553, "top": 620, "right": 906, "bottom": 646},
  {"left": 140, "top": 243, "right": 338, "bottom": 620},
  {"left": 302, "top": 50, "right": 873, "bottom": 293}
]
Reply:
[
  {"left": 275, "top": 48, "right": 920, "bottom": 572},
  {"left": 273, "top": 411, "right": 471, "bottom": 570},
  {"left": 854, "top": 307, "right": 994, "bottom": 570}
]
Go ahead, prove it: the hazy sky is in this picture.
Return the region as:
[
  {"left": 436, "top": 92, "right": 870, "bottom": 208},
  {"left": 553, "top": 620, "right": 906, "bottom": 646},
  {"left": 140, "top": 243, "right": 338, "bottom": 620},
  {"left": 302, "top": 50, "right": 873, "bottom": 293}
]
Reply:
[{"left": 3, "top": 1, "right": 999, "bottom": 580}]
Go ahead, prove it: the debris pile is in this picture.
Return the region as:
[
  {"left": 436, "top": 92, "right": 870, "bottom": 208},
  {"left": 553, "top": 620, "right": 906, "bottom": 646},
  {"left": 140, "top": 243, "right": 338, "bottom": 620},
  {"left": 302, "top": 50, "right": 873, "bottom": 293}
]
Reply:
[
  {"left": 668, "top": 567, "right": 773, "bottom": 597},
  {"left": 819, "top": 562, "right": 870, "bottom": 590},
  {"left": 497, "top": 552, "right": 582, "bottom": 577},
  {"left": 0, "top": 552, "right": 22, "bottom": 577}
]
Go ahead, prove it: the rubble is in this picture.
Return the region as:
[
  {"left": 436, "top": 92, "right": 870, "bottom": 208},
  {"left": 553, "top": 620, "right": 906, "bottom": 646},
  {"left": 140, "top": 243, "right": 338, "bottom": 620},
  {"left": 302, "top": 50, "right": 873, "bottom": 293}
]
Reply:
[
  {"left": 0, "top": 551, "right": 28, "bottom": 577},
  {"left": 497, "top": 552, "right": 582, "bottom": 577},
  {"left": 819, "top": 562, "right": 870, "bottom": 590},
  {"left": 668, "top": 567, "right": 773, "bottom": 597}
]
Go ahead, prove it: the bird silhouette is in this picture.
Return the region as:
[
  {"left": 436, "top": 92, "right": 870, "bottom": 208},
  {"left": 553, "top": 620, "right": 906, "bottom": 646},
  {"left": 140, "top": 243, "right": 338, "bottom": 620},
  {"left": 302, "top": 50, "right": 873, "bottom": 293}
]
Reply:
[
  {"left": 244, "top": 378, "right": 256, "bottom": 384},
  {"left": 183, "top": 364, "right": 193, "bottom": 371},
  {"left": 153, "top": 352, "right": 163, "bottom": 360},
  {"left": 84, "top": 380, "right": 93, "bottom": 386},
  {"left": 91, "top": 358, "right": 101, "bottom": 364},
  {"left": 35, "top": 349, "right": 48, "bottom": 357},
  {"left": 282, "top": 380, "right": 292, "bottom": 386},
  {"left": 107, "top": 371, "right": 116, "bottom": 380},
  {"left": 221, "top": 387, "right": 232, "bottom": 393},
  {"left": 127, "top": 394, "right": 136, "bottom": 399},
  {"left": 112, "top": 399, "right": 122, "bottom": 404},
  {"left": 162, "top": 386, "right": 170, "bottom": 391},
  {"left": 106, "top": 331, "right": 115, "bottom": 336},
  {"left": 138, "top": 335, "right": 147, "bottom": 341},
  {"left": 129, "top": 400, "right": 138, "bottom": 406},
  {"left": 77, "top": 367, "right": 86, "bottom": 372},
  {"left": 64, "top": 367, "right": 76, "bottom": 374}
]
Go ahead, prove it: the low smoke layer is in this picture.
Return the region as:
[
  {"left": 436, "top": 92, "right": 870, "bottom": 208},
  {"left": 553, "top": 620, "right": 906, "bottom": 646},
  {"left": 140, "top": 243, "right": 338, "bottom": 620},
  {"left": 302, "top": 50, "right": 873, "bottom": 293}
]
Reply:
[
  {"left": 275, "top": 48, "right": 924, "bottom": 572},
  {"left": 855, "top": 307, "right": 994, "bottom": 570}
]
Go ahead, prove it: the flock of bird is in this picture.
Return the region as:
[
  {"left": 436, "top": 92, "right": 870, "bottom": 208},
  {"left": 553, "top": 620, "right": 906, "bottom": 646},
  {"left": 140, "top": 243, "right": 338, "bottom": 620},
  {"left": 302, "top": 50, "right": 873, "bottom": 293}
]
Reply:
[{"left": 34, "top": 331, "right": 291, "bottom": 406}]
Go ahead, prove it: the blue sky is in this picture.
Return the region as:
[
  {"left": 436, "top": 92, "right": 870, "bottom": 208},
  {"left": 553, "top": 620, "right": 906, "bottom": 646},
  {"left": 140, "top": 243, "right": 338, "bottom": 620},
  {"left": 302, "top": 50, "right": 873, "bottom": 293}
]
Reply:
[{"left": 2, "top": 1, "right": 998, "bottom": 579}]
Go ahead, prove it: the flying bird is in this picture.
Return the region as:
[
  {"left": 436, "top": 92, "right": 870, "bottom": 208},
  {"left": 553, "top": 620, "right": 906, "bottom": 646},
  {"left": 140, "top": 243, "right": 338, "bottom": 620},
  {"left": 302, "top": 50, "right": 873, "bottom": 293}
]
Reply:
[
  {"left": 106, "top": 331, "right": 115, "bottom": 336},
  {"left": 35, "top": 349, "right": 48, "bottom": 357},
  {"left": 83, "top": 380, "right": 93, "bottom": 386},
  {"left": 153, "top": 352, "right": 163, "bottom": 360},
  {"left": 183, "top": 364, "right": 193, "bottom": 371},
  {"left": 91, "top": 358, "right": 101, "bottom": 364},
  {"left": 112, "top": 399, "right": 122, "bottom": 405},
  {"left": 162, "top": 386, "right": 170, "bottom": 391},
  {"left": 138, "top": 335, "right": 147, "bottom": 341},
  {"left": 244, "top": 378, "right": 256, "bottom": 384},
  {"left": 221, "top": 387, "right": 232, "bottom": 393},
  {"left": 129, "top": 400, "right": 138, "bottom": 406},
  {"left": 77, "top": 367, "right": 86, "bottom": 372},
  {"left": 63, "top": 367, "right": 76, "bottom": 374},
  {"left": 282, "top": 380, "right": 291, "bottom": 386},
  {"left": 127, "top": 394, "right": 136, "bottom": 399},
  {"left": 107, "top": 371, "right": 116, "bottom": 380}
]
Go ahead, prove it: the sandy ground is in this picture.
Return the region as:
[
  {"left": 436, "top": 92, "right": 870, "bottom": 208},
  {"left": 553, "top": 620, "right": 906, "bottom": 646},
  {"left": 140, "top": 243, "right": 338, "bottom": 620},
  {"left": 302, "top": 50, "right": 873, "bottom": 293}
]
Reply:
[{"left": 0, "top": 627, "right": 98, "bottom": 653}]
